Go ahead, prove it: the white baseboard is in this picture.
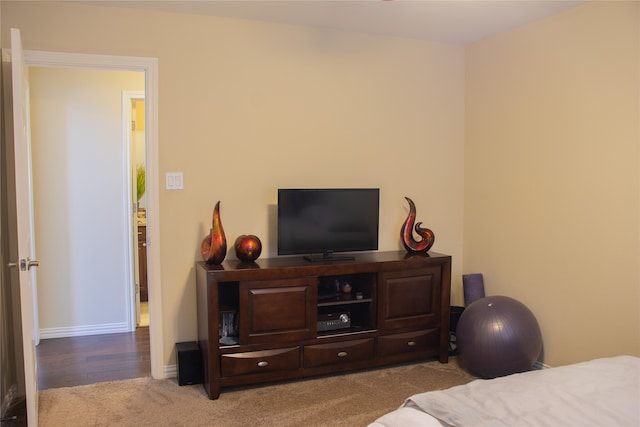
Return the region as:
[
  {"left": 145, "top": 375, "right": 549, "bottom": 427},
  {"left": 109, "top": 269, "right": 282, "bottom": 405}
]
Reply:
[
  {"left": 533, "top": 360, "right": 552, "bottom": 370},
  {"left": 164, "top": 364, "right": 177, "bottom": 379},
  {"left": 40, "top": 322, "right": 129, "bottom": 339}
]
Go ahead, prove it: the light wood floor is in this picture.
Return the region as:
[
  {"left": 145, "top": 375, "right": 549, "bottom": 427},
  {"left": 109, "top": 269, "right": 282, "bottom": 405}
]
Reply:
[{"left": 35, "top": 327, "right": 151, "bottom": 390}]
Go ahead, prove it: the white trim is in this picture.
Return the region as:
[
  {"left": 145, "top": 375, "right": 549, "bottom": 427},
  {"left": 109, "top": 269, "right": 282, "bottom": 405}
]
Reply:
[
  {"left": 122, "top": 90, "right": 135, "bottom": 332},
  {"left": 533, "top": 361, "right": 552, "bottom": 370},
  {"left": 23, "top": 50, "right": 165, "bottom": 379},
  {"left": 22, "top": 50, "right": 155, "bottom": 72},
  {"left": 122, "top": 90, "right": 145, "bottom": 333},
  {"left": 144, "top": 55, "right": 164, "bottom": 381},
  {"left": 40, "top": 323, "right": 130, "bottom": 339},
  {"left": 164, "top": 364, "right": 177, "bottom": 379}
]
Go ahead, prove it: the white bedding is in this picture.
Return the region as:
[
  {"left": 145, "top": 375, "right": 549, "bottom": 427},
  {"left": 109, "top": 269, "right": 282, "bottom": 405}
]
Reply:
[{"left": 370, "top": 355, "right": 640, "bottom": 427}]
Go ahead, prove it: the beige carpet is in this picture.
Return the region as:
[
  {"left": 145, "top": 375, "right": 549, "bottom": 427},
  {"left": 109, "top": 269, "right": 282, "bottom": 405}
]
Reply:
[{"left": 39, "top": 357, "right": 477, "bottom": 427}]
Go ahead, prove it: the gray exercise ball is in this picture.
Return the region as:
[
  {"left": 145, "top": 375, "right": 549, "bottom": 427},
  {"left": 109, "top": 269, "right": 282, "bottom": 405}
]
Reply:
[{"left": 457, "top": 295, "right": 542, "bottom": 378}]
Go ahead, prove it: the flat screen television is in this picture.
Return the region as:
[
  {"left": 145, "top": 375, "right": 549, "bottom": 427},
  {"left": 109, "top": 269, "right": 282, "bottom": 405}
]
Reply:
[{"left": 277, "top": 188, "right": 380, "bottom": 262}]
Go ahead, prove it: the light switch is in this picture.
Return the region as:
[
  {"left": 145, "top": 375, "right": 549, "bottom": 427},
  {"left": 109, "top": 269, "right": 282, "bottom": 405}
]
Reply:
[{"left": 166, "top": 172, "right": 183, "bottom": 190}]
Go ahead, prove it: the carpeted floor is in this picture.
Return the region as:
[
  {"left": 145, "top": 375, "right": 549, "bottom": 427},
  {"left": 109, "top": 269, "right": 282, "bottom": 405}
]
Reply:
[{"left": 38, "top": 357, "right": 477, "bottom": 426}]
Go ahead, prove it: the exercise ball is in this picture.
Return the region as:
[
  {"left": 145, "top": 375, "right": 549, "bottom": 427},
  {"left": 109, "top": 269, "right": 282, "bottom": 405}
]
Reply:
[{"left": 457, "top": 295, "right": 542, "bottom": 378}]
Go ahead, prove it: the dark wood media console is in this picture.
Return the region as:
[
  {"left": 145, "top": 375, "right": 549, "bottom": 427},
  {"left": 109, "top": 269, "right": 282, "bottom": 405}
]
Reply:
[{"left": 196, "top": 250, "right": 451, "bottom": 399}]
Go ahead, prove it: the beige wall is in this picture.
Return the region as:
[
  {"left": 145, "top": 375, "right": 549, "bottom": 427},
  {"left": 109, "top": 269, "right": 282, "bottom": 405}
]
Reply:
[
  {"left": 1, "top": 2, "right": 465, "bottom": 370},
  {"left": 465, "top": 2, "right": 639, "bottom": 366},
  {"left": 2, "top": 0, "right": 637, "bottom": 371}
]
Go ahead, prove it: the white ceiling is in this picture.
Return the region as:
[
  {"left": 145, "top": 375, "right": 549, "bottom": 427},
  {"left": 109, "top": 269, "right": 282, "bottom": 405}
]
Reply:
[{"left": 103, "top": 0, "right": 587, "bottom": 45}]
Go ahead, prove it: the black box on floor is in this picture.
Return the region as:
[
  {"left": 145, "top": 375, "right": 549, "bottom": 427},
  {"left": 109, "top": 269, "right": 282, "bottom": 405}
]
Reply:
[
  {"left": 449, "top": 306, "right": 465, "bottom": 355},
  {"left": 176, "top": 341, "right": 203, "bottom": 386},
  {"left": 450, "top": 306, "right": 465, "bottom": 333}
]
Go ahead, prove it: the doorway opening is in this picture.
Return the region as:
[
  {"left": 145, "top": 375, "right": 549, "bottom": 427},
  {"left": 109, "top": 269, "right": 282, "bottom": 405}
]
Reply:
[{"left": 23, "top": 50, "right": 163, "bottom": 384}]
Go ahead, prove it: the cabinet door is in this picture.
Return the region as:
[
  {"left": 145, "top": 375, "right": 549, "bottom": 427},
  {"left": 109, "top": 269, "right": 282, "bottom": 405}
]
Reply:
[
  {"left": 378, "top": 267, "right": 441, "bottom": 330},
  {"left": 239, "top": 277, "right": 317, "bottom": 344}
]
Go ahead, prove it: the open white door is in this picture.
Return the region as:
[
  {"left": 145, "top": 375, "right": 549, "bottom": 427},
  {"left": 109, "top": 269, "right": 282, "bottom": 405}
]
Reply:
[{"left": 10, "top": 28, "right": 39, "bottom": 426}]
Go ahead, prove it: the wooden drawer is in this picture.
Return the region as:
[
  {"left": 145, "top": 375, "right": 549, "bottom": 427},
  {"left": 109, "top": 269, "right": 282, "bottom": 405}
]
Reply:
[
  {"left": 221, "top": 347, "right": 300, "bottom": 377},
  {"left": 304, "top": 338, "right": 374, "bottom": 368},
  {"left": 377, "top": 329, "right": 439, "bottom": 357}
]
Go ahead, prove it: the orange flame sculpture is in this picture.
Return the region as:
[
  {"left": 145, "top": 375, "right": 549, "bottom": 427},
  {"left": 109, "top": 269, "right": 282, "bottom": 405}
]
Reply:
[
  {"left": 401, "top": 197, "right": 435, "bottom": 253},
  {"left": 201, "top": 201, "right": 227, "bottom": 264}
]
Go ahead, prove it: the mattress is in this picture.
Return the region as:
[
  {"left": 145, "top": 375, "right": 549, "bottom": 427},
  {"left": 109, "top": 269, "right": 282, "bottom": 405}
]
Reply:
[{"left": 370, "top": 355, "right": 640, "bottom": 427}]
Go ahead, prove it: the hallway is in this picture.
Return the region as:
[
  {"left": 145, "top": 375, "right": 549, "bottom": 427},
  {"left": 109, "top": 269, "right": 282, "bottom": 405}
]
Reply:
[{"left": 36, "top": 327, "right": 150, "bottom": 390}]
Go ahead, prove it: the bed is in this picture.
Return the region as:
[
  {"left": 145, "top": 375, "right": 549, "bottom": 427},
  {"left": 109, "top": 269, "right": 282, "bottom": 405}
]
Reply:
[{"left": 369, "top": 355, "right": 640, "bottom": 427}]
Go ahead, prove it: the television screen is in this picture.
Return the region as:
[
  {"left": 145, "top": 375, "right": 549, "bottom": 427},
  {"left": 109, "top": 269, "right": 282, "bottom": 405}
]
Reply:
[{"left": 277, "top": 188, "right": 379, "bottom": 261}]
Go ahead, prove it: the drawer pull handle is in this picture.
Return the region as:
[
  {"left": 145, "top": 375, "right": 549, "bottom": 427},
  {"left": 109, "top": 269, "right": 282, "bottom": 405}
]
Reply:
[
  {"left": 257, "top": 361, "right": 269, "bottom": 368},
  {"left": 337, "top": 351, "right": 348, "bottom": 358},
  {"left": 407, "top": 341, "right": 416, "bottom": 347}
]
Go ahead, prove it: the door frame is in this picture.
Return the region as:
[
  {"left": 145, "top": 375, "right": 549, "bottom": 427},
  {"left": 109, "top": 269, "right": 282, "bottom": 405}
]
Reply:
[
  {"left": 23, "top": 49, "right": 164, "bottom": 379},
  {"left": 123, "top": 90, "right": 145, "bottom": 331}
]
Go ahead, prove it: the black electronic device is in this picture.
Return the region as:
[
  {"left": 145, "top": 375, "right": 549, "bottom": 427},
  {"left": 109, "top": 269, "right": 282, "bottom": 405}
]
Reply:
[
  {"left": 176, "top": 341, "right": 203, "bottom": 386},
  {"left": 318, "top": 292, "right": 341, "bottom": 301},
  {"left": 317, "top": 311, "right": 351, "bottom": 332},
  {"left": 277, "top": 188, "right": 379, "bottom": 262}
]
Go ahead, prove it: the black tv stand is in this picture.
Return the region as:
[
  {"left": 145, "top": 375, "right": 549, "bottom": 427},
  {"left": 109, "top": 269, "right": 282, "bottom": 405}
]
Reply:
[{"left": 303, "top": 252, "right": 355, "bottom": 263}]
